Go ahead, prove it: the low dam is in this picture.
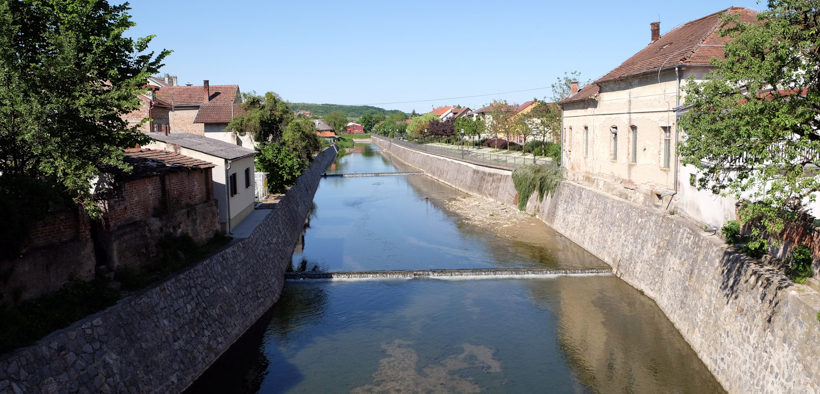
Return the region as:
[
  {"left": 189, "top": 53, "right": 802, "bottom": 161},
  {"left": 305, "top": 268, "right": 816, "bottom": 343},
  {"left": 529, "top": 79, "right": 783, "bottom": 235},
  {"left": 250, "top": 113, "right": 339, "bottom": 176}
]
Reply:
[{"left": 190, "top": 142, "right": 728, "bottom": 393}]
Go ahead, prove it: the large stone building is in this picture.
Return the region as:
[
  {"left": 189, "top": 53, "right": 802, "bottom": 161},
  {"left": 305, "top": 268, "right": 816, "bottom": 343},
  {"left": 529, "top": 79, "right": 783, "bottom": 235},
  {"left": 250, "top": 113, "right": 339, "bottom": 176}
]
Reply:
[{"left": 558, "top": 7, "right": 757, "bottom": 227}]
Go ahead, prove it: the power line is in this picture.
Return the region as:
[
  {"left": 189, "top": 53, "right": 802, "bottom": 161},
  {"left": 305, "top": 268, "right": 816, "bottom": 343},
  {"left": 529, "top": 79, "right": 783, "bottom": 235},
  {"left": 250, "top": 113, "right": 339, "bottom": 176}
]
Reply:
[{"left": 361, "top": 86, "right": 553, "bottom": 106}]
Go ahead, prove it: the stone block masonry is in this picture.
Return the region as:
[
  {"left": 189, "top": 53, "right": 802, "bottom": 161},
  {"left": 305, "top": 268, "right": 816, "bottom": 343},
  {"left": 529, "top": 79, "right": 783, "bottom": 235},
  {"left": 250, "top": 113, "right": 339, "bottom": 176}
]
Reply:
[
  {"left": 0, "top": 147, "right": 336, "bottom": 394},
  {"left": 374, "top": 135, "right": 820, "bottom": 393}
]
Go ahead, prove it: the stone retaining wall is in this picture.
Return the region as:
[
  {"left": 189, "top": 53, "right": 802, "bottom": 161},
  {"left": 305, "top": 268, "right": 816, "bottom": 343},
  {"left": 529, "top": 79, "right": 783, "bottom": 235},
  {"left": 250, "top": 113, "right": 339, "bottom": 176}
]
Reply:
[
  {"left": 374, "top": 135, "right": 820, "bottom": 393},
  {"left": 0, "top": 148, "right": 336, "bottom": 394}
]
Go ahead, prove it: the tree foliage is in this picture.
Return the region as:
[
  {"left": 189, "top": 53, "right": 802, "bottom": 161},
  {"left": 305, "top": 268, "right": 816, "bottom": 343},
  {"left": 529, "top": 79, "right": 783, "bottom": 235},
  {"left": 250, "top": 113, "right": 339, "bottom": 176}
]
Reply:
[
  {"left": 289, "top": 103, "right": 405, "bottom": 119},
  {"left": 228, "top": 91, "right": 293, "bottom": 143},
  {"left": 358, "top": 113, "right": 385, "bottom": 133},
  {"left": 454, "top": 117, "right": 485, "bottom": 140},
  {"left": 428, "top": 118, "right": 455, "bottom": 138},
  {"left": 282, "top": 118, "right": 321, "bottom": 163},
  {"left": 255, "top": 143, "right": 306, "bottom": 194},
  {"left": 487, "top": 100, "right": 518, "bottom": 149},
  {"left": 322, "top": 110, "right": 348, "bottom": 134},
  {"left": 406, "top": 113, "right": 439, "bottom": 139},
  {"left": 523, "top": 100, "right": 562, "bottom": 157},
  {"left": 0, "top": 0, "right": 168, "bottom": 216},
  {"left": 551, "top": 71, "right": 590, "bottom": 102},
  {"left": 679, "top": 0, "right": 820, "bottom": 237}
]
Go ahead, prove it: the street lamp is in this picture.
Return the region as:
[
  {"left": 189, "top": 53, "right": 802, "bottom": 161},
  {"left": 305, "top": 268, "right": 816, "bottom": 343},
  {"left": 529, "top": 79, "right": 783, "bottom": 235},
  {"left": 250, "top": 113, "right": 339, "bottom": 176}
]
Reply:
[{"left": 460, "top": 128, "right": 465, "bottom": 159}]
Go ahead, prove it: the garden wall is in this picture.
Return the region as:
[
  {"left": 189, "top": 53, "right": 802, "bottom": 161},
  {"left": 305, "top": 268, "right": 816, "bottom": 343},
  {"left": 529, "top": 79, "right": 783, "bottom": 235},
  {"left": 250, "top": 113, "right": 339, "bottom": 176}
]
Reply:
[
  {"left": 374, "top": 135, "right": 820, "bottom": 393},
  {"left": 0, "top": 148, "right": 336, "bottom": 394}
]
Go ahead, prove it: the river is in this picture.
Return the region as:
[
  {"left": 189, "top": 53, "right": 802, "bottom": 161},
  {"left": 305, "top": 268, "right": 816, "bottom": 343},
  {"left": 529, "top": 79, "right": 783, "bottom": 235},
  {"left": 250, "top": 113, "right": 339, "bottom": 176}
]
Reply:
[{"left": 188, "top": 144, "right": 723, "bottom": 393}]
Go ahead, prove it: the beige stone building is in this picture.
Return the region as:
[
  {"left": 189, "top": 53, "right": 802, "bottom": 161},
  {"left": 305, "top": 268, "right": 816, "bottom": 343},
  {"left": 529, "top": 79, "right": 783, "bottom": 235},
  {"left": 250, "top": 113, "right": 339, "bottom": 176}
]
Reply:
[{"left": 558, "top": 7, "right": 757, "bottom": 227}]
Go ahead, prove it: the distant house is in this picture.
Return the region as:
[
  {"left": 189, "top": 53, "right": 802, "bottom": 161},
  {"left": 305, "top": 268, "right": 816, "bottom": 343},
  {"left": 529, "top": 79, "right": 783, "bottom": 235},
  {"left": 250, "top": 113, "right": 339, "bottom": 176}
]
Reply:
[
  {"left": 345, "top": 122, "right": 364, "bottom": 134},
  {"left": 295, "top": 110, "right": 312, "bottom": 118},
  {"left": 154, "top": 80, "right": 248, "bottom": 146},
  {"left": 452, "top": 107, "right": 471, "bottom": 119},
  {"left": 558, "top": 7, "right": 758, "bottom": 226},
  {"left": 145, "top": 133, "right": 257, "bottom": 233},
  {"left": 314, "top": 119, "right": 337, "bottom": 140},
  {"left": 123, "top": 89, "right": 171, "bottom": 134},
  {"left": 431, "top": 106, "right": 454, "bottom": 121}
]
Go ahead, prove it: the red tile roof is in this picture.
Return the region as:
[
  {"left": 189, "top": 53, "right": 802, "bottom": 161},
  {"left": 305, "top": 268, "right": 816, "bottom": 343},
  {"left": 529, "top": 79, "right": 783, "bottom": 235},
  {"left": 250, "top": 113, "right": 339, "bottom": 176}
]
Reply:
[
  {"left": 560, "top": 7, "right": 758, "bottom": 105},
  {"left": 193, "top": 102, "right": 245, "bottom": 124},
  {"left": 452, "top": 107, "right": 471, "bottom": 118},
  {"left": 156, "top": 85, "right": 239, "bottom": 107},
  {"left": 516, "top": 101, "right": 535, "bottom": 113},
  {"left": 317, "top": 131, "right": 337, "bottom": 138},
  {"left": 122, "top": 149, "right": 214, "bottom": 179},
  {"left": 431, "top": 106, "right": 452, "bottom": 116}
]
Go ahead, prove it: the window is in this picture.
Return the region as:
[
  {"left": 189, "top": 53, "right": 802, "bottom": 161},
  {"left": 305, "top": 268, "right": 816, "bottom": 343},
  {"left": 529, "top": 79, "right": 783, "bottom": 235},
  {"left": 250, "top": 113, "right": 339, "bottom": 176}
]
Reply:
[
  {"left": 584, "top": 126, "right": 589, "bottom": 158},
  {"left": 229, "top": 173, "right": 237, "bottom": 197},
  {"left": 244, "top": 168, "right": 251, "bottom": 188},
  {"left": 610, "top": 126, "right": 618, "bottom": 160},
  {"left": 662, "top": 126, "right": 672, "bottom": 169},
  {"left": 630, "top": 125, "right": 638, "bottom": 163}
]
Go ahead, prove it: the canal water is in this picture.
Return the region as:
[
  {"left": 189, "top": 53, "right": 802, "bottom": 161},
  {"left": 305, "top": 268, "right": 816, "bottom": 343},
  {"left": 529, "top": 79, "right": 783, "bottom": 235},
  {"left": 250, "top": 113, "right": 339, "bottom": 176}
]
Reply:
[{"left": 189, "top": 144, "right": 723, "bottom": 393}]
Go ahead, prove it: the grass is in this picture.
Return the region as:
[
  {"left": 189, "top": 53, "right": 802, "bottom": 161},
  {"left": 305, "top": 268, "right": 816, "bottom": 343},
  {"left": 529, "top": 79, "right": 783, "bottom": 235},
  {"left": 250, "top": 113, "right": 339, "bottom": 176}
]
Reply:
[
  {"left": 511, "top": 163, "right": 564, "bottom": 211},
  {"left": 0, "top": 278, "right": 120, "bottom": 354},
  {"left": 0, "top": 232, "right": 231, "bottom": 355}
]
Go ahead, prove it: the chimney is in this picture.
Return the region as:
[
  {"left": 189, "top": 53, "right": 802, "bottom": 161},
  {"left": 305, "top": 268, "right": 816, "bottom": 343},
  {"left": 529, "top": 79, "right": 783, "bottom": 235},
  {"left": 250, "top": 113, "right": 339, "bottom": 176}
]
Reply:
[
  {"left": 163, "top": 75, "right": 169, "bottom": 84},
  {"left": 203, "top": 80, "right": 210, "bottom": 102},
  {"left": 651, "top": 22, "right": 660, "bottom": 42},
  {"left": 570, "top": 81, "right": 579, "bottom": 95},
  {"left": 171, "top": 75, "right": 178, "bottom": 86}
]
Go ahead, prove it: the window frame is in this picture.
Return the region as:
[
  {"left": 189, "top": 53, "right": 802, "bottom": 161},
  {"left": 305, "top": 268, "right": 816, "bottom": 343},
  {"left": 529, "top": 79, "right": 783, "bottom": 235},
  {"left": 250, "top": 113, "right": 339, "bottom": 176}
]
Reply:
[
  {"left": 610, "top": 126, "right": 618, "bottom": 161},
  {"left": 630, "top": 125, "right": 638, "bottom": 164},
  {"left": 229, "top": 173, "right": 238, "bottom": 197}
]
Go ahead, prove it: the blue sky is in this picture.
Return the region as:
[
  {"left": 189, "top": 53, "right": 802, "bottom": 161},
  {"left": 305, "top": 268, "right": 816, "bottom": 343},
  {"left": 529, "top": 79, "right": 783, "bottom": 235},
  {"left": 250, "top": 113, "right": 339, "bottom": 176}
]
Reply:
[{"left": 126, "top": 0, "right": 764, "bottom": 113}]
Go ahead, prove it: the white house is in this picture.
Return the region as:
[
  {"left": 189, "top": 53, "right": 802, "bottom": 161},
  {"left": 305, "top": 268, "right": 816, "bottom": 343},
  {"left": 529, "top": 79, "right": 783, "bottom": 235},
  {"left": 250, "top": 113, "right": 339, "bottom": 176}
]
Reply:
[{"left": 145, "top": 133, "right": 256, "bottom": 233}]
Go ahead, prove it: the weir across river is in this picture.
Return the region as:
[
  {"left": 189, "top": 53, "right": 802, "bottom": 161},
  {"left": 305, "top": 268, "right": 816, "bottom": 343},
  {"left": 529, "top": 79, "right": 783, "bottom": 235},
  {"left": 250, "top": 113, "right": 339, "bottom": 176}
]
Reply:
[{"left": 285, "top": 267, "right": 613, "bottom": 281}]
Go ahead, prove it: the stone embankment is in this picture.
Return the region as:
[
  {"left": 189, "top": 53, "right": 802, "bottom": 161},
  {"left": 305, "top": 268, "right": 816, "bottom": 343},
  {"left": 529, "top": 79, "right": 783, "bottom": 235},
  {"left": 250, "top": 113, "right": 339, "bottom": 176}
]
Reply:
[
  {"left": 0, "top": 148, "right": 336, "bottom": 394},
  {"left": 373, "top": 135, "right": 820, "bottom": 393}
]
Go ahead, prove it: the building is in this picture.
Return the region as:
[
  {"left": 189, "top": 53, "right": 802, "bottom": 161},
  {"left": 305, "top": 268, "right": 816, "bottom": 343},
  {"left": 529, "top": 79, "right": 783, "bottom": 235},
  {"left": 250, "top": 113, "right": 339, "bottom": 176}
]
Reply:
[
  {"left": 123, "top": 89, "right": 171, "bottom": 134},
  {"left": 345, "top": 122, "right": 364, "bottom": 134},
  {"left": 154, "top": 80, "right": 248, "bottom": 146},
  {"left": 314, "top": 119, "right": 337, "bottom": 141},
  {"left": 431, "top": 106, "right": 454, "bottom": 121},
  {"left": 145, "top": 133, "right": 256, "bottom": 233},
  {"left": 558, "top": 7, "right": 757, "bottom": 227}
]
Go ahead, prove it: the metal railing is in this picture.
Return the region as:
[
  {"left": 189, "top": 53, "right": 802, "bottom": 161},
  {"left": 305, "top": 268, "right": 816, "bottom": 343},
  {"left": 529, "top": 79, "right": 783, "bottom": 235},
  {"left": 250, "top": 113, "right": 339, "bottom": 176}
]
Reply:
[{"left": 374, "top": 136, "right": 553, "bottom": 170}]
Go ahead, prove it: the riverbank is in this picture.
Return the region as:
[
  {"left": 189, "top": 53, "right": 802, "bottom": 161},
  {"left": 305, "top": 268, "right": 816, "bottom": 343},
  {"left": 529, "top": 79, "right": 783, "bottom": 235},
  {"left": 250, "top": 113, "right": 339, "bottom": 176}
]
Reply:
[
  {"left": 373, "top": 135, "right": 820, "bottom": 393},
  {"left": 0, "top": 148, "right": 336, "bottom": 393}
]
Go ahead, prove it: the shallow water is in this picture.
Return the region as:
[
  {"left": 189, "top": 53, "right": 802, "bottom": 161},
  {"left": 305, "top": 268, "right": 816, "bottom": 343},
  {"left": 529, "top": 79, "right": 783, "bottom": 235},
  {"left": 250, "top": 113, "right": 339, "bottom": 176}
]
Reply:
[{"left": 188, "top": 145, "right": 723, "bottom": 393}]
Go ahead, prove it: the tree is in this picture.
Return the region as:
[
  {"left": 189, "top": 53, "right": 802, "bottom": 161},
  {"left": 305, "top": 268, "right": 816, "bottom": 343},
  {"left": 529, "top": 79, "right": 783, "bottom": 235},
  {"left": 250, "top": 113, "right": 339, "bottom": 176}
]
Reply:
[
  {"left": 551, "top": 71, "right": 590, "bottom": 102},
  {"left": 487, "top": 100, "right": 517, "bottom": 150},
  {"left": 406, "top": 113, "right": 438, "bottom": 140},
  {"left": 455, "top": 117, "right": 485, "bottom": 142},
  {"left": 255, "top": 143, "right": 306, "bottom": 194},
  {"left": 228, "top": 92, "right": 293, "bottom": 143},
  {"left": 282, "top": 118, "right": 321, "bottom": 163},
  {"left": 358, "top": 113, "right": 384, "bottom": 133},
  {"left": 0, "top": 0, "right": 168, "bottom": 253},
  {"left": 524, "top": 100, "right": 562, "bottom": 158},
  {"left": 679, "top": 0, "right": 820, "bottom": 241},
  {"left": 323, "top": 111, "right": 348, "bottom": 134},
  {"left": 428, "top": 118, "right": 455, "bottom": 139}
]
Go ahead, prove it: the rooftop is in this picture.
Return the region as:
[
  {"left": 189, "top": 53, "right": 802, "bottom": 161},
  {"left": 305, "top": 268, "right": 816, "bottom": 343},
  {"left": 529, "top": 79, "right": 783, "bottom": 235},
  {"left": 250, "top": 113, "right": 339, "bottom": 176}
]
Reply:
[
  {"left": 121, "top": 149, "right": 214, "bottom": 179},
  {"left": 193, "top": 102, "right": 245, "bottom": 124},
  {"left": 156, "top": 84, "right": 239, "bottom": 107},
  {"left": 149, "top": 133, "right": 255, "bottom": 160}
]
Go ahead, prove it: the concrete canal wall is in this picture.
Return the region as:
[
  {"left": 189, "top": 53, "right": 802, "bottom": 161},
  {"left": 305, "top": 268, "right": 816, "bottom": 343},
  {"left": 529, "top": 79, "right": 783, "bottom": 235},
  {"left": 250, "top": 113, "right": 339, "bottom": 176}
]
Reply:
[
  {"left": 374, "top": 135, "right": 820, "bottom": 393},
  {"left": 0, "top": 148, "right": 336, "bottom": 394}
]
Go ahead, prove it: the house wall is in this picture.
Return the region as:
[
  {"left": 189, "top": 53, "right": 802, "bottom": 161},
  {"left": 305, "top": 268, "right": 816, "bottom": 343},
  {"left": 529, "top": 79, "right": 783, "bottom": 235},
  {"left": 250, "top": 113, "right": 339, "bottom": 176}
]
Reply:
[
  {"left": 169, "top": 108, "right": 204, "bottom": 135},
  {"left": 142, "top": 141, "right": 256, "bottom": 233},
  {"left": 561, "top": 69, "right": 736, "bottom": 227}
]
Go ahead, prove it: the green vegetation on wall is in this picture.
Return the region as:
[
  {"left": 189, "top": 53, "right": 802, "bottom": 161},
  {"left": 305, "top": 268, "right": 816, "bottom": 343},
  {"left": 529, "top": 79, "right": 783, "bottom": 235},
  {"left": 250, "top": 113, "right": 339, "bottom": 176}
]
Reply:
[{"left": 511, "top": 164, "right": 564, "bottom": 211}]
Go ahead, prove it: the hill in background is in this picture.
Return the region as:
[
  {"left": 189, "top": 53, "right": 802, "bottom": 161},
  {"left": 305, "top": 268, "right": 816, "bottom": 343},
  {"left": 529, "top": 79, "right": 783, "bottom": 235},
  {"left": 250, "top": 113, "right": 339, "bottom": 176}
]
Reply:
[{"left": 289, "top": 103, "right": 406, "bottom": 120}]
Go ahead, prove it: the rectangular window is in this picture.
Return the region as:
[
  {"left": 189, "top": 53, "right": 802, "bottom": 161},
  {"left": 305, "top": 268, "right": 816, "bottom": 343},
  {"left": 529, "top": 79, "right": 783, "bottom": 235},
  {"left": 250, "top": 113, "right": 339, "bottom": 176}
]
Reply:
[
  {"left": 584, "top": 126, "right": 589, "bottom": 158},
  {"left": 630, "top": 125, "right": 638, "bottom": 163},
  {"left": 610, "top": 126, "right": 618, "bottom": 161},
  {"left": 662, "top": 127, "right": 671, "bottom": 169},
  {"left": 244, "top": 168, "right": 251, "bottom": 188},
  {"left": 229, "top": 173, "right": 237, "bottom": 197}
]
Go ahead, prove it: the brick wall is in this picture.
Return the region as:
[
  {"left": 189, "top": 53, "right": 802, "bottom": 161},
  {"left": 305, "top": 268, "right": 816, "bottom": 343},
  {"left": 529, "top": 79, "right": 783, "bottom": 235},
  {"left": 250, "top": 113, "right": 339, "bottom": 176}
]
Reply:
[{"left": 169, "top": 108, "right": 204, "bottom": 135}]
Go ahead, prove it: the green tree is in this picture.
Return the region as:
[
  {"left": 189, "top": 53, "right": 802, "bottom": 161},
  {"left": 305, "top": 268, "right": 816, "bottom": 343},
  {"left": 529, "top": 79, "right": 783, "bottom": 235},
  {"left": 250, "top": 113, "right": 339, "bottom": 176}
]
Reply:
[
  {"left": 679, "top": 0, "right": 820, "bottom": 240},
  {"left": 454, "top": 117, "right": 485, "bottom": 143},
  {"left": 358, "top": 113, "right": 384, "bottom": 133},
  {"left": 0, "top": 0, "right": 168, "bottom": 253},
  {"left": 487, "top": 100, "right": 517, "bottom": 150},
  {"left": 228, "top": 91, "right": 292, "bottom": 143},
  {"left": 255, "top": 143, "right": 306, "bottom": 194},
  {"left": 282, "top": 118, "right": 321, "bottom": 162},
  {"left": 323, "top": 110, "right": 348, "bottom": 134},
  {"left": 406, "top": 113, "right": 438, "bottom": 140},
  {"left": 551, "top": 71, "right": 590, "bottom": 101},
  {"left": 524, "top": 100, "right": 562, "bottom": 158}
]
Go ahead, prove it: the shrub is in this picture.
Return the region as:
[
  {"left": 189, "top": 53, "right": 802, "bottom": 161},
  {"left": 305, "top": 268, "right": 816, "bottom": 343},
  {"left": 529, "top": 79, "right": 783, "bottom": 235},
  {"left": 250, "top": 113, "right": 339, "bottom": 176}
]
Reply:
[
  {"left": 788, "top": 244, "right": 814, "bottom": 284},
  {"left": 511, "top": 163, "right": 564, "bottom": 210},
  {"left": 743, "top": 238, "right": 768, "bottom": 258},
  {"left": 255, "top": 143, "right": 307, "bottom": 194},
  {"left": 482, "top": 138, "right": 520, "bottom": 150},
  {"left": 721, "top": 220, "right": 741, "bottom": 244}
]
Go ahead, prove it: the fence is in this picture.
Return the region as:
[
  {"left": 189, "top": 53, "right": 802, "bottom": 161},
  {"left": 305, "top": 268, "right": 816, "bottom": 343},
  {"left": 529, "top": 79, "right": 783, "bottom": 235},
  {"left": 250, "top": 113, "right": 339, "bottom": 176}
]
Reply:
[{"left": 376, "top": 136, "right": 553, "bottom": 170}]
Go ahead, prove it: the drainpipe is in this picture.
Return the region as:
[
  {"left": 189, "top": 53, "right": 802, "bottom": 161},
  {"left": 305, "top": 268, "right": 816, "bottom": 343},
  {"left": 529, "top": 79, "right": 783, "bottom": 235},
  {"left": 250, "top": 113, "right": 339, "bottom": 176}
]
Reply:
[
  {"left": 225, "top": 159, "right": 233, "bottom": 234},
  {"left": 674, "top": 66, "right": 681, "bottom": 195}
]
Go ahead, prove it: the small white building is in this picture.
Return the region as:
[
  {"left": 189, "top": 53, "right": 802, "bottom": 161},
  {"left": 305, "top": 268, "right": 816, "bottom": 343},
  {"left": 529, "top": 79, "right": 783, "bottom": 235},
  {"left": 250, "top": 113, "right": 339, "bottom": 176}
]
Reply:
[{"left": 146, "top": 133, "right": 256, "bottom": 233}]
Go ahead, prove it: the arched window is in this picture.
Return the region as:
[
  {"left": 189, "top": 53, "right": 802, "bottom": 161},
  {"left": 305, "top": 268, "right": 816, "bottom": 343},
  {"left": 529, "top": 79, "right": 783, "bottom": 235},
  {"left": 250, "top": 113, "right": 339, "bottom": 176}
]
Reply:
[{"left": 610, "top": 126, "right": 618, "bottom": 161}]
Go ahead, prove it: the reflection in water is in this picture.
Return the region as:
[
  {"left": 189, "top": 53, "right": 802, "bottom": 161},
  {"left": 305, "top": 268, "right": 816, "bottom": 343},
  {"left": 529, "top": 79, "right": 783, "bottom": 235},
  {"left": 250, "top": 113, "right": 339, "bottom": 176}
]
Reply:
[{"left": 193, "top": 145, "right": 723, "bottom": 393}]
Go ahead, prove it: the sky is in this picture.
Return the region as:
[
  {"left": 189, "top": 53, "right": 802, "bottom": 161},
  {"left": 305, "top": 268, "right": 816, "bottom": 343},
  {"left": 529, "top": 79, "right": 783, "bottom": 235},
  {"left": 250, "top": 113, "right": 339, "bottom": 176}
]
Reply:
[{"left": 125, "top": 0, "right": 765, "bottom": 114}]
